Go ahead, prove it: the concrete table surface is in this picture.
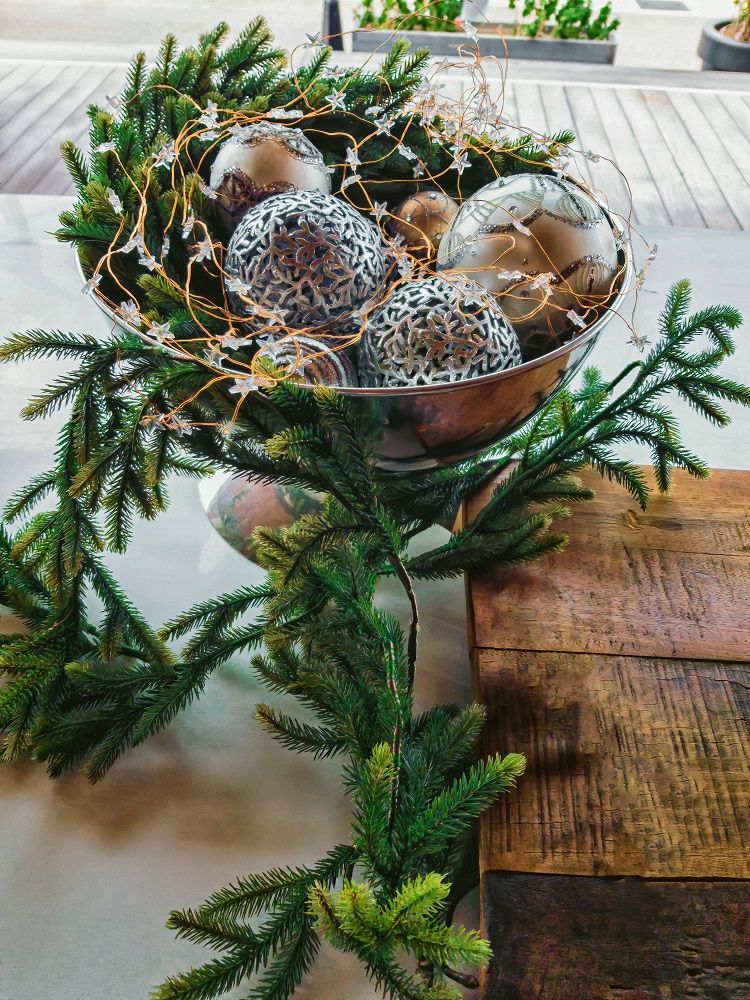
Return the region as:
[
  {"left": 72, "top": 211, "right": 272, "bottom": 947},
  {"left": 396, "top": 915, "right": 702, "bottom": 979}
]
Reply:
[{"left": 0, "top": 193, "right": 748, "bottom": 1000}]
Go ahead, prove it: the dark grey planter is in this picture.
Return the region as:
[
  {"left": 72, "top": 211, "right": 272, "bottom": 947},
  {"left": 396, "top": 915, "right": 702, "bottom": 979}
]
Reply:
[
  {"left": 352, "top": 28, "right": 617, "bottom": 64},
  {"left": 697, "top": 19, "right": 750, "bottom": 72}
]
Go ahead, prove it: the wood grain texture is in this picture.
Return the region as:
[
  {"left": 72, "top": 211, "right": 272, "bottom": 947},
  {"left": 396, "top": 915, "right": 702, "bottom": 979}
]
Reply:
[
  {"left": 476, "top": 648, "right": 750, "bottom": 878},
  {"left": 483, "top": 872, "right": 750, "bottom": 1000},
  {"left": 467, "top": 468, "right": 750, "bottom": 662}
]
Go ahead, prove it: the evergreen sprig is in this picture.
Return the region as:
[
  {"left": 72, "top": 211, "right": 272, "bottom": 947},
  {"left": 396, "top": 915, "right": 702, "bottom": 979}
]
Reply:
[
  {"left": 1, "top": 277, "right": 747, "bottom": 996},
  {"left": 58, "top": 20, "right": 570, "bottom": 340},
  {"left": 1, "top": 19, "right": 747, "bottom": 1000}
]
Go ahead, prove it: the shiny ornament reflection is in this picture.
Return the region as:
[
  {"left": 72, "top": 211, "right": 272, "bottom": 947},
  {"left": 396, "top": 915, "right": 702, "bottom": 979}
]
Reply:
[
  {"left": 209, "top": 123, "right": 331, "bottom": 233},
  {"left": 389, "top": 190, "right": 459, "bottom": 257},
  {"left": 224, "top": 190, "right": 388, "bottom": 335},
  {"left": 359, "top": 275, "right": 521, "bottom": 388},
  {"left": 437, "top": 173, "right": 621, "bottom": 358}
]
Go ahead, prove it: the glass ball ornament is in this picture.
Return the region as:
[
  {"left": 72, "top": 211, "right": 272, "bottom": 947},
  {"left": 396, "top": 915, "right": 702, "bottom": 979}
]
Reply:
[
  {"left": 206, "top": 476, "right": 320, "bottom": 563},
  {"left": 255, "top": 334, "right": 358, "bottom": 388},
  {"left": 358, "top": 275, "right": 521, "bottom": 388},
  {"left": 388, "top": 190, "right": 459, "bottom": 257},
  {"left": 224, "top": 190, "right": 388, "bottom": 335},
  {"left": 437, "top": 174, "right": 621, "bottom": 358},
  {"left": 209, "top": 123, "right": 331, "bottom": 233}
]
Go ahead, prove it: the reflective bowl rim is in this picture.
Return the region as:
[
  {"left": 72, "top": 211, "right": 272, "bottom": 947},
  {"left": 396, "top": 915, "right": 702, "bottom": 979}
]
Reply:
[{"left": 77, "top": 199, "right": 634, "bottom": 399}]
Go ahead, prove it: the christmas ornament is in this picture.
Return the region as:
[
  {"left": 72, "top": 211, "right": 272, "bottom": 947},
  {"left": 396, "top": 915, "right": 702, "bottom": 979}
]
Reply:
[
  {"left": 209, "top": 123, "right": 331, "bottom": 232},
  {"left": 207, "top": 477, "right": 320, "bottom": 563},
  {"left": 224, "top": 190, "right": 388, "bottom": 334},
  {"left": 359, "top": 275, "right": 521, "bottom": 388},
  {"left": 256, "top": 335, "right": 358, "bottom": 387},
  {"left": 437, "top": 174, "right": 620, "bottom": 358},
  {"left": 388, "top": 190, "right": 459, "bottom": 257}
]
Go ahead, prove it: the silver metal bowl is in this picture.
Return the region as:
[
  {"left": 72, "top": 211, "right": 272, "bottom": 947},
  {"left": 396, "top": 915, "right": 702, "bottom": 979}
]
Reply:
[{"left": 80, "top": 218, "right": 633, "bottom": 473}]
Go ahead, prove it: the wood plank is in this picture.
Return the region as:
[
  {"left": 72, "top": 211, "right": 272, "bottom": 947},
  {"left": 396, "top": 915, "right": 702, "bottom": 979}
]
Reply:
[
  {"left": 562, "top": 85, "right": 634, "bottom": 220},
  {"left": 668, "top": 89, "right": 750, "bottom": 230},
  {"left": 0, "top": 64, "right": 88, "bottom": 156},
  {"left": 0, "top": 64, "right": 106, "bottom": 190},
  {"left": 537, "top": 84, "right": 589, "bottom": 178},
  {"left": 719, "top": 91, "right": 750, "bottom": 139},
  {"left": 0, "top": 61, "right": 49, "bottom": 127},
  {"left": 0, "top": 60, "right": 30, "bottom": 90},
  {"left": 642, "top": 88, "right": 740, "bottom": 230},
  {"left": 499, "top": 80, "right": 519, "bottom": 130},
  {"left": 5, "top": 67, "right": 121, "bottom": 195},
  {"left": 697, "top": 92, "right": 750, "bottom": 186},
  {"left": 467, "top": 468, "right": 750, "bottom": 662},
  {"left": 475, "top": 648, "right": 750, "bottom": 878},
  {"left": 588, "top": 86, "right": 669, "bottom": 227},
  {"left": 512, "top": 82, "right": 549, "bottom": 140},
  {"left": 533, "top": 83, "right": 597, "bottom": 193},
  {"left": 616, "top": 87, "right": 704, "bottom": 227},
  {"left": 30, "top": 117, "right": 91, "bottom": 196},
  {"left": 483, "top": 873, "right": 750, "bottom": 999}
]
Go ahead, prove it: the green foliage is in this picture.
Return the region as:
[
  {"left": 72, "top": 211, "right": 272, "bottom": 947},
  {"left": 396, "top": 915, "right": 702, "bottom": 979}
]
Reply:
[
  {"left": 509, "top": 0, "right": 620, "bottom": 40},
  {"left": 57, "top": 20, "right": 569, "bottom": 331},
  {"left": 733, "top": 0, "right": 750, "bottom": 40},
  {"left": 1, "top": 278, "right": 747, "bottom": 996},
  {"left": 357, "top": 0, "right": 463, "bottom": 32},
  {"left": 0, "top": 19, "right": 746, "bottom": 1000}
]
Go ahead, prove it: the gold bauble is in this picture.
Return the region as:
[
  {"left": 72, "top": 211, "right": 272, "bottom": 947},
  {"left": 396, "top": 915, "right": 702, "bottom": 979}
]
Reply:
[
  {"left": 389, "top": 190, "right": 459, "bottom": 257},
  {"left": 209, "top": 123, "right": 331, "bottom": 233},
  {"left": 437, "top": 174, "right": 621, "bottom": 358}
]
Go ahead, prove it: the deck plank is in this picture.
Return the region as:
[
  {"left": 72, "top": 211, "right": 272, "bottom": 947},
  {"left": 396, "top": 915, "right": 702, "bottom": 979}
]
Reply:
[
  {"left": 562, "top": 85, "right": 633, "bottom": 219},
  {"left": 511, "top": 82, "right": 549, "bottom": 140},
  {"left": 616, "top": 88, "right": 704, "bottom": 227},
  {"left": 4, "top": 67, "right": 119, "bottom": 194},
  {"left": 542, "top": 85, "right": 597, "bottom": 189},
  {"left": 696, "top": 92, "right": 750, "bottom": 186},
  {"left": 588, "top": 86, "right": 670, "bottom": 226},
  {"left": 641, "top": 88, "right": 740, "bottom": 230},
  {"left": 0, "top": 64, "right": 89, "bottom": 157},
  {"left": 1, "top": 57, "right": 748, "bottom": 230},
  {"left": 668, "top": 89, "right": 750, "bottom": 230}
]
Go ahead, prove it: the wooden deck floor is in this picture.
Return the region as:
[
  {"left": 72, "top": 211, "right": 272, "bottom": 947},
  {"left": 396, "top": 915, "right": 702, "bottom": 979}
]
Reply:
[{"left": 1, "top": 56, "right": 749, "bottom": 230}]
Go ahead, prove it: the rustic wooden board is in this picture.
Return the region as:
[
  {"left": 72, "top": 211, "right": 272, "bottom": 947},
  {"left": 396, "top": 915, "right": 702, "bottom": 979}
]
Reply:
[
  {"left": 468, "top": 468, "right": 750, "bottom": 994},
  {"left": 483, "top": 872, "right": 750, "bottom": 1000},
  {"left": 476, "top": 648, "right": 750, "bottom": 878},
  {"left": 468, "top": 468, "right": 750, "bottom": 663}
]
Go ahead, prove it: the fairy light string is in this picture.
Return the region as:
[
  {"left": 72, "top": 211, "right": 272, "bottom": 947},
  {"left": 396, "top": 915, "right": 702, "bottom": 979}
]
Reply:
[{"left": 79, "top": 15, "right": 656, "bottom": 435}]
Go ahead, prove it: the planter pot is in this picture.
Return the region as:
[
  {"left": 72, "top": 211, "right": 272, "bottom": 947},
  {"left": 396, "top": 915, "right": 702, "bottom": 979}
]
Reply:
[
  {"left": 352, "top": 28, "right": 617, "bottom": 64},
  {"left": 697, "top": 19, "right": 750, "bottom": 72}
]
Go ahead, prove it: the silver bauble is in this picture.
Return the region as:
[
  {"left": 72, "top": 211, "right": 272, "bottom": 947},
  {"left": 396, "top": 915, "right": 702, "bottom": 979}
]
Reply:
[
  {"left": 256, "top": 335, "right": 358, "bottom": 388},
  {"left": 437, "top": 173, "right": 620, "bottom": 358},
  {"left": 358, "top": 275, "right": 521, "bottom": 388},
  {"left": 209, "top": 123, "right": 331, "bottom": 233},
  {"left": 224, "top": 190, "right": 388, "bottom": 335}
]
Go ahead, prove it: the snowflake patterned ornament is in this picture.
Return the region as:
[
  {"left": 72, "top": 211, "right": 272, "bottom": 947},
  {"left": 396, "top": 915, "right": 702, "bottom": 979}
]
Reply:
[
  {"left": 224, "top": 190, "right": 388, "bottom": 335},
  {"left": 358, "top": 276, "right": 521, "bottom": 388}
]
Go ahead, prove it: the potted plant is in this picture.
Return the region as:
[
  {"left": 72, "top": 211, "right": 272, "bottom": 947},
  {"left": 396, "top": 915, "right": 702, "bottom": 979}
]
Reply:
[
  {"left": 352, "top": 0, "right": 619, "bottom": 64},
  {"left": 698, "top": 1, "right": 750, "bottom": 72}
]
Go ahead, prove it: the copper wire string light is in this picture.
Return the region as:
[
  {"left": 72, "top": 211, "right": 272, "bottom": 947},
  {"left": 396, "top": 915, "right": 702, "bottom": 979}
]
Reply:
[{"left": 80, "top": 9, "right": 656, "bottom": 434}]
